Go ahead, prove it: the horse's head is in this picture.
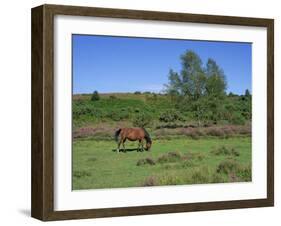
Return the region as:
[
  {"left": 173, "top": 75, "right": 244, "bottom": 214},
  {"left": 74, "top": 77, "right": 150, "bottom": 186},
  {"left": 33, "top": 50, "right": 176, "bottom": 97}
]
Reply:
[{"left": 145, "top": 141, "right": 152, "bottom": 151}]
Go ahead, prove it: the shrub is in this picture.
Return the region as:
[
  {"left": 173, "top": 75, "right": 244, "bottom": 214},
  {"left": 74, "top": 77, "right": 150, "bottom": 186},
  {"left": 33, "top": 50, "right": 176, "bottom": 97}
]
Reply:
[
  {"left": 211, "top": 146, "right": 240, "bottom": 157},
  {"left": 217, "top": 159, "right": 239, "bottom": 174},
  {"left": 183, "top": 152, "right": 205, "bottom": 161},
  {"left": 236, "top": 165, "right": 252, "bottom": 181},
  {"left": 211, "top": 173, "right": 226, "bottom": 183},
  {"left": 136, "top": 158, "right": 156, "bottom": 166},
  {"left": 134, "top": 91, "right": 141, "bottom": 95},
  {"left": 107, "top": 110, "right": 129, "bottom": 121},
  {"left": 231, "top": 112, "right": 246, "bottom": 125},
  {"left": 204, "top": 127, "right": 225, "bottom": 137},
  {"left": 194, "top": 152, "right": 205, "bottom": 161},
  {"left": 180, "top": 160, "right": 195, "bottom": 168},
  {"left": 159, "top": 110, "right": 184, "bottom": 123},
  {"left": 109, "top": 95, "right": 117, "bottom": 99},
  {"left": 157, "top": 151, "right": 182, "bottom": 163},
  {"left": 189, "top": 170, "right": 209, "bottom": 184},
  {"left": 158, "top": 175, "right": 183, "bottom": 185},
  {"left": 143, "top": 176, "right": 158, "bottom": 186},
  {"left": 132, "top": 113, "right": 153, "bottom": 128},
  {"left": 228, "top": 172, "right": 239, "bottom": 182},
  {"left": 181, "top": 128, "right": 201, "bottom": 139},
  {"left": 91, "top": 91, "right": 100, "bottom": 101},
  {"left": 73, "top": 170, "right": 91, "bottom": 178},
  {"left": 73, "top": 126, "right": 113, "bottom": 139}
]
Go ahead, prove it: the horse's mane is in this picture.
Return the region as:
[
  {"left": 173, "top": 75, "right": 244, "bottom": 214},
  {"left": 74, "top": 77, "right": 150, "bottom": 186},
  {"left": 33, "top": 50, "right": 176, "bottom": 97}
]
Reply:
[{"left": 142, "top": 128, "right": 152, "bottom": 144}]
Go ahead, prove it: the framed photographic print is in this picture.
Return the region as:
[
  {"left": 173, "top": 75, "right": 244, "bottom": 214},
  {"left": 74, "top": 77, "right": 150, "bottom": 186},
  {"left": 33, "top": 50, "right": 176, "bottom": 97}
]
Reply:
[{"left": 31, "top": 4, "right": 274, "bottom": 221}]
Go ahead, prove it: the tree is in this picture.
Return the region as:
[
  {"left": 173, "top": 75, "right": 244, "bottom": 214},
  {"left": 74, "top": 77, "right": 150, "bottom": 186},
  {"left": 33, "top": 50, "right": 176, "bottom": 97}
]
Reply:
[
  {"left": 205, "top": 58, "right": 227, "bottom": 97},
  {"left": 245, "top": 89, "right": 251, "bottom": 97},
  {"left": 180, "top": 51, "right": 206, "bottom": 99},
  {"left": 165, "top": 50, "right": 206, "bottom": 100},
  {"left": 91, "top": 90, "right": 100, "bottom": 101},
  {"left": 165, "top": 69, "right": 181, "bottom": 95},
  {"left": 164, "top": 50, "right": 230, "bottom": 125}
]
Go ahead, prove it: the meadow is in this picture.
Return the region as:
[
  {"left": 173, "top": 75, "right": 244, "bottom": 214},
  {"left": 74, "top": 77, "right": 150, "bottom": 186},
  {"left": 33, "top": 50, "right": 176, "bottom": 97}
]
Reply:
[{"left": 73, "top": 137, "right": 251, "bottom": 190}]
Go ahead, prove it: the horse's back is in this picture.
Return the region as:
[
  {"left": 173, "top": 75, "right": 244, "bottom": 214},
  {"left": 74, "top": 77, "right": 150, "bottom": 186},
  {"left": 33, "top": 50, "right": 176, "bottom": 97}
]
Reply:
[{"left": 121, "top": 127, "right": 145, "bottom": 141}]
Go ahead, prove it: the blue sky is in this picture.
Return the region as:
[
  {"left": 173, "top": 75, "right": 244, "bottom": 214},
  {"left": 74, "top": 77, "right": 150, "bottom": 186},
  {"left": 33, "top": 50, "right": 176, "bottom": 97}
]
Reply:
[{"left": 72, "top": 34, "right": 252, "bottom": 95}]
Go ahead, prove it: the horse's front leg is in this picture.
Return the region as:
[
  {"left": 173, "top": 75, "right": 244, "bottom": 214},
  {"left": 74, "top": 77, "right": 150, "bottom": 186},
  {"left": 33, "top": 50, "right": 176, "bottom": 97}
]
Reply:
[
  {"left": 137, "top": 140, "right": 141, "bottom": 152},
  {"left": 141, "top": 139, "right": 144, "bottom": 152}
]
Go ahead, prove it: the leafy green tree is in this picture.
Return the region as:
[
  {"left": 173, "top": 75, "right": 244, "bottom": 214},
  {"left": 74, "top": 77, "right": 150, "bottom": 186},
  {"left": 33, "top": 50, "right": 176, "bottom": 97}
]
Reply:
[
  {"left": 180, "top": 51, "right": 206, "bottom": 99},
  {"left": 166, "top": 69, "right": 181, "bottom": 95},
  {"left": 91, "top": 90, "right": 100, "bottom": 101},
  {"left": 166, "top": 50, "right": 206, "bottom": 100},
  {"left": 205, "top": 58, "right": 227, "bottom": 97}
]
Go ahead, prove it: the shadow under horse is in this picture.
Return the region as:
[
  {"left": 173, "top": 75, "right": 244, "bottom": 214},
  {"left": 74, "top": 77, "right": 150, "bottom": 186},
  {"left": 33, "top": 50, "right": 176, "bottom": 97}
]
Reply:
[
  {"left": 112, "top": 147, "right": 140, "bottom": 153},
  {"left": 114, "top": 128, "right": 152, "bottom": 153}
]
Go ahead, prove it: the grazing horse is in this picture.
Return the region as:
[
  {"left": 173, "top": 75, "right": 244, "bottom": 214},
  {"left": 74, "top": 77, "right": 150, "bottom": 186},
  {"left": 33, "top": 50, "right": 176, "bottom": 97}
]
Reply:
[{"left": 114, "top": 128, "right": 152, "bottom": 153}]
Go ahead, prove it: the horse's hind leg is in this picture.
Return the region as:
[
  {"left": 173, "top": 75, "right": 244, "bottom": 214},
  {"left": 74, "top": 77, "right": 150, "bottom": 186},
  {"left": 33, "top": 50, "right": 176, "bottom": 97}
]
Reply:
[
  {"left": 117, "top": 140, "right": 122, "bottom": 153},
  {"left": 122, "top": 138, "right": 126, "bottom": 152}
]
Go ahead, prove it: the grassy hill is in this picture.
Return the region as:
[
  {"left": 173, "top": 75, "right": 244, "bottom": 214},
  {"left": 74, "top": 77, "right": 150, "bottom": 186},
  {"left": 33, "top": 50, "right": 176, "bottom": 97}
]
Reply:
[
  {"left": 73, "top": 92, "right": 175, "bottom": 128},
  {"left": 73, "top": 92, "right": 251, "bottom": 140}
]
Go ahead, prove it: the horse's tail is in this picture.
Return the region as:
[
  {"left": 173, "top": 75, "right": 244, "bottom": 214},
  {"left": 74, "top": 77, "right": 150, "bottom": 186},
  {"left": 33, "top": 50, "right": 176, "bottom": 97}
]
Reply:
[
  {"left": 114, "top": 128, "right": 122, "bottom": 142},
  {"left": 142, "top": 128, "right": 152, "bottom": 144}
]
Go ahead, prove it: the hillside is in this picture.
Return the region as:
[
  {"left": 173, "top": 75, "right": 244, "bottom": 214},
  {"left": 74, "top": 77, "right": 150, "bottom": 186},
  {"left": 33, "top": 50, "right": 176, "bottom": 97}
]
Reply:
[{"left": 73, "top": 92, "right": 251, "bottom": 140}]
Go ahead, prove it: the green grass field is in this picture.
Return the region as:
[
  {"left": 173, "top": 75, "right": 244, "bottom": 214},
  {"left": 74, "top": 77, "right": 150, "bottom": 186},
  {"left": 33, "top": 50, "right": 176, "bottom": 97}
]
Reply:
[{"left": 73, "top": 137, "right": 251, "bottom": 190}]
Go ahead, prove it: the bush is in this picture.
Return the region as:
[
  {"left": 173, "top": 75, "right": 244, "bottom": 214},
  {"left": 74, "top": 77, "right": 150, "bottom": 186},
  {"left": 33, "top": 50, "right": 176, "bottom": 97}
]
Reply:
[
  {"left": 136, "top": 158, "right": 156, "bottom": 166},
  {"left": 211, "top": 173, "right": 226, "bottom": 183},
  {"left": 204, "top": 127, "right": 225, "bottom": 137},
  {"left": 159, "top": 110, "right": 184, "bottom": 123},
  {"left": 133, "top": 113, "right": 153, "bottom": 128},
  {"left": 180, "top": 160, "right": 195, "bottom": 168},
  {"left": 158, "top": 175, "right": 183, "bottom": 185},
  {"left": 73, "top": 170, "right": 91, "bottom": 178},
  {"left": 109, "top": 95, "right": 117, "bottom": 99},
  {"left": 157, "top": 151, "right": 182, "bottom": 163},
  {"left": 236, "top": 165, "right": 252, "bottom": 181},
  {"left": 189, "top": 169, "right": 209, "bottom": 184},
  {"left": 231, "top": 112, "right": 246, "bottom": 125},
  {"left": 91, "top": 91, "right": 100, "bottom": 101},
  {"left": 217, "top": 159, "right": 239, "bottom": 174},
  {"left": 211, "top": 146, "right": 240, "bottom": 157},
  {"left": 107, "top": 109, "right": 130, "bottom": 121},
  {"left": 143, "top": 176, "right": 158, "bottom": 186}
]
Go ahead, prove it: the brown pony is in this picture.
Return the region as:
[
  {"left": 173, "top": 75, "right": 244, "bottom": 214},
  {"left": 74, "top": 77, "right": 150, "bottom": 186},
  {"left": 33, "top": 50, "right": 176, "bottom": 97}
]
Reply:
[{"left": 114, "top": 128, "right": 152, "bottom": 153}]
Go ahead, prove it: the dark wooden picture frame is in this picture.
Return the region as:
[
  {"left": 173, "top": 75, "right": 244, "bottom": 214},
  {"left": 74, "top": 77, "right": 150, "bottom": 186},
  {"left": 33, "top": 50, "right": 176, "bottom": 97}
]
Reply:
[{"left": 31, "top": 4, "right": 274, "bottom": 221}]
